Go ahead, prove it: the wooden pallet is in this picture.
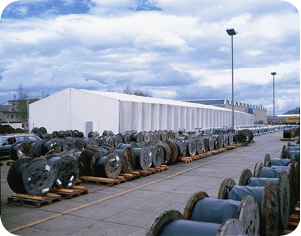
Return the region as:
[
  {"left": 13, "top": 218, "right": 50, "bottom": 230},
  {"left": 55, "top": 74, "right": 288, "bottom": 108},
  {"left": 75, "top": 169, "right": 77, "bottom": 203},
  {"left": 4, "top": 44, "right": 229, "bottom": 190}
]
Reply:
[
  {"left": 133, "top": 169, "right": 155, "bottom": 177},
  {"left": 75, "top": 179, "right": 82, "bottom": 185},
  {"left": 79, "top": 176, "right": 120, "bottom": 186},
  {"left": 281, "top": 138, "right": 295, "bottom": 141},
  {"left": 278, "top": 201, "right": 300, "bottom": 235},
  {"left": 6, "top": 160, "right": 15, "bottom": 165},
  {"left": 199, "top": 153, "right": 208, "bottom": 158},
  {"left": 226, "top": 145, "right": 236, "bottom": 150},
  {"left": 190, "top": 155, "right": 201, "bottom": 161},
  {"left": 149, "top": 165, "right": 168, "bottom": 173},
  {"left": 49, "top": 186, "right": 88, "bottom": 199},
  {"left": 119, "top": 173, "right": 136, "bottom": 181},
  {"left": 7, "top": 192, "right": 61, "bottom": 208},
  {"left": 179, "top": 157, "right": 193, "bottom": 163}
]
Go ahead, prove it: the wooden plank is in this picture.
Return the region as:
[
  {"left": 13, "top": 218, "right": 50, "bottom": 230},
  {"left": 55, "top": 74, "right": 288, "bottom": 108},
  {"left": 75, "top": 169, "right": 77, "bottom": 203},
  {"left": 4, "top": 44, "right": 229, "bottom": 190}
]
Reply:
[
  {"left": 50, "top": 188, "right": 75, "bottom": 194},
  {"left": 11, "top": 193, "right": 44, "bottom": 201},
  {"left": 72, "top": 185, "right": 86, "bottom": 190}
]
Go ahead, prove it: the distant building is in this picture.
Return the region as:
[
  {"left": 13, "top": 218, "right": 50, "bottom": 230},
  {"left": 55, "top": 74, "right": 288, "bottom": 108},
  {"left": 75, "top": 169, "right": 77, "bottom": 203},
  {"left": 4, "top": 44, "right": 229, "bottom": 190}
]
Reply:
[
  {"left": 267, "top": 114, "right": 300, "bottom": 125},
  {"left": 0, "top": 99, "right": 34, "bottom": 131},
  {"left": 284, "top": 107, "right": 300, "bottom": 115},
  {"left": 184, "top": 99, "right": 267, "bottom": 124}
]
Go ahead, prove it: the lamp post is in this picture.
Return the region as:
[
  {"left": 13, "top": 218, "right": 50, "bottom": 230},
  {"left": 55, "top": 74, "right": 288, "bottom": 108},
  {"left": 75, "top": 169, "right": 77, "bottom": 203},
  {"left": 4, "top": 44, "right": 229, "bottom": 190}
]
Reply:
[
  {"left": 226, "top": 28, "right": 238, "bottom": 130},
  {"left": 271, "top": 72, "right": 276, "bottom": 125}
]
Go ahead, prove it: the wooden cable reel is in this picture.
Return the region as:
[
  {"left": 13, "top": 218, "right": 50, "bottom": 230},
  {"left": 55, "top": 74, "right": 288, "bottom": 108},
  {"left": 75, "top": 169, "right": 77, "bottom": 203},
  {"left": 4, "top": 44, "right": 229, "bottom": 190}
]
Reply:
[
  {"left": 41, "top": 139, "right": 62, "bottom": 155},
  {"left": 165, "top": 140, "right": 182, "bottom": 164},
  {"left": 218, "top": 178, "right": 279, "bottom": 236},
  {"left": 110, "top": 146, "right": 136, "bottom": 174},
  {"left": 132, "top": 146, "right": 152, "bottom": 170},
  {"left": 146, "top": 210, "right": 245, "bottom": 236},
  {"left": 113, "top": 134, "right": 123, "bottom": 147},
  {"left": 7, "top": 158, "right": 55, "bottom": 196},
  {"left": 150, "top": 144, "right": 165, "bottom": 167},
  {"left": 183, "top": 191, "right": 260, "bottom": 235},
  {"left": 76, "top": 148, "right": 102, "bottom": 176},
  {"left": 30, "top": 141, "right": 43, "bottom": 157},
  {"left": 239, "top": 169, "right": 290, "bottom": 230},
  {"left": 63, "top": 137, "right": 76, "bottom": 151},
  {"left": 157, "top": 140, "right": 171, "bottom": 165},
  {"left": 185, "top": 138, "right": 197, "bottom": 157},
  {"left": 119, "top": 132, "right": 128, "bottom": 144},
  {"left": 195, "top": 134, "right": 204, "bottom": 154},
  {"left": 86, "top": 135, "right": 106, "bottom": 147},
  {"left": 74, "top": 138, "right": 86, "bottom": 151},
  {"left": 9, "top": 142, "right": 34, "bottom": 160},
  {"left": 223, "top": 133, "right": 229, "bottom": 147},
  {"left": 45, "top": 155, "right": 79, "bottom": 189},
  {"left": 253, "top": 161, "right": 297, "bottom": 214},
  {"left": 90, "top": 152, "right": 122, "bottom": 179}
]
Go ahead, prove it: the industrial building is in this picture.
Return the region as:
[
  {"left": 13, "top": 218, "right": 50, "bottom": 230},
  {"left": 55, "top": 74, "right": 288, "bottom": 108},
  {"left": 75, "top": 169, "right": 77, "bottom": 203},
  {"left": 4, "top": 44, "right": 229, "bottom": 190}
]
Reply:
[
  {"left": 29, "top": 88, "right": 254, "bottom": 137},
  {"left": 185, "top": 99, "right": 267, "bottom": 124}
]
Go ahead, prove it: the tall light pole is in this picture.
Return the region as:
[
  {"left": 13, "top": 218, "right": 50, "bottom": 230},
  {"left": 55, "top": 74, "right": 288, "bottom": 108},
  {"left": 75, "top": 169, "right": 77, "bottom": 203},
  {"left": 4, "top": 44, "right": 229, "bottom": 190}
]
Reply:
[
  {"left": 226, "top": 28, "right": 238, "bottom": 130},
  {"left": 271, "top": 72, "right": 276, "bottom": 125}
]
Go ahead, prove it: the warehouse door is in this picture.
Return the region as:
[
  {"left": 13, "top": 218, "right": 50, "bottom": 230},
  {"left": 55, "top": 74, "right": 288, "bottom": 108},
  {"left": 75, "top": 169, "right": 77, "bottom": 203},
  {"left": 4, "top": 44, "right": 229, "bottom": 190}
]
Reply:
[{"left": 86, "top": 121, "right": 93, "bottom": 138}]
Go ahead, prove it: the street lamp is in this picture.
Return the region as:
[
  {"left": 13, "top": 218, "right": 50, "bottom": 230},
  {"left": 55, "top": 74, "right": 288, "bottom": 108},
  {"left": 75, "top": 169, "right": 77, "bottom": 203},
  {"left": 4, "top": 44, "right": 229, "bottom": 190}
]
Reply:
[
  {"left": 271, "top": 72, "right": 276, "bottom": 125},
  {"left": 226, "top": 28, "right": 238, "bottom": 130}
]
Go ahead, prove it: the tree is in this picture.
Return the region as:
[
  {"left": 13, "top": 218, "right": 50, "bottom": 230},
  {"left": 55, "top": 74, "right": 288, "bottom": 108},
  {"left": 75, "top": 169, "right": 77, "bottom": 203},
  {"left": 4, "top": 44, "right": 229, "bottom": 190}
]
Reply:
[
  {"left": 107, "top": 85, "right": 114, "bottom": 92},
  {"left": 41, "top": 91, "right": 50, "bottom": 98},
  {"left": 123, "top": 85, "right": 132, "bottom": 94},
  {"left": 16, "top": 84, "right": 30, "bottom": 120}
]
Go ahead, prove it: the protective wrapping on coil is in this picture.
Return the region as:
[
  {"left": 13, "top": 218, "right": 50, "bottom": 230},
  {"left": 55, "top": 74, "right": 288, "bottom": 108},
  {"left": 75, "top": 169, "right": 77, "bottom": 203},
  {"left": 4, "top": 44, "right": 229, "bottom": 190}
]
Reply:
[
  {"left": 190, "top": 198, "right": 240, "bottom": 224},
  {"left": 227, "top": 185, "right": 264, "bottom": 213}
]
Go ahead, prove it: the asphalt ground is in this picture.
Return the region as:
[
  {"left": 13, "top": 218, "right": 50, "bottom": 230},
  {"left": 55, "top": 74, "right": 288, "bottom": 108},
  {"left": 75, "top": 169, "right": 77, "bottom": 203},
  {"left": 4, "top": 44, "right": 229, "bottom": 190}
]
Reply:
[{"left": 0, "top": 131, "right": 299, "bottom": 236}]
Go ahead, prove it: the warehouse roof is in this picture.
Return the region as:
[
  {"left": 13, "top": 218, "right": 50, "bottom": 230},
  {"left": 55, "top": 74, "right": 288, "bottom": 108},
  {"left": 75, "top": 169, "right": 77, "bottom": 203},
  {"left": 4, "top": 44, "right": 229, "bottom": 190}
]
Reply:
[{"left": 82, "top": 89, "right": 247, "bottom": 113}]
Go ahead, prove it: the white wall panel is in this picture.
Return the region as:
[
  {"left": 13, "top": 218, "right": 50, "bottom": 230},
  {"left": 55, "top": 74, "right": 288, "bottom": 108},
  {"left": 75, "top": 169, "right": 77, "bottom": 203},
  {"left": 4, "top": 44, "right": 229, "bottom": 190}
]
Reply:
[
  {"left": 167, "top": 105, "right": 174, "bottom": 130},
  {"left": 159, "top": 104, "right": 168, "bottom": 130},
  {"left": 152, "top": 103, "right": 160, "bottom": 131},
  {"left": 142, "top": 103, "right": 151, "bottom": 131},
  {"left": 174, "top": 106, "right": 181, "bottom": 131}
]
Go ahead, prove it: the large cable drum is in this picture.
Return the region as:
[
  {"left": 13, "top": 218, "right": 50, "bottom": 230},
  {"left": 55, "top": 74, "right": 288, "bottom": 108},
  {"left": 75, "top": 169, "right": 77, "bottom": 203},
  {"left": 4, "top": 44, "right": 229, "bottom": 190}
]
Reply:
[
  {"left": 90, "top": 153, "right": 122, "bottom": 179},
  {"left": 63, "top": 137, "right": 76, "bottom": 151},
  {"left": 113, "top": 133, "right": 123, "bottom": 147},
  {"left": 157, "top": 140, "right": 171, "bottom": 164},
  {"left": 86, "top": 135, "right": 105, "bottom": 147},
  {"left": 41, "top": 139, "right": 62, "bottom": 155},
  {"left": 7, "top": 158, "right": 55, "bottom": 196},
  {"left": 150, "top": 144, "right": 164, "bottom": 167},
  {"left": 132, "top": 146, "right": 152, "bottom": 170},
  {"left": 195, "top": 135, "right": 204, "bottom": 154},
  {"left": 9, "top": 142, "right": 34, "bottom": 160},
  {"left": 183, "top": 191, "right": 260, "bottom": 235},
  {"left": 146, "top": 210, "right": 245, "bottom": 236},
  {"left": 121, "top": 132, "right": 131, "bottom": 144},
  {"left": 45, "top": 155, "right": 79, "bottom": 189},
  {"left": 108, "top": 146, "right": 136, "bottom": 174}
]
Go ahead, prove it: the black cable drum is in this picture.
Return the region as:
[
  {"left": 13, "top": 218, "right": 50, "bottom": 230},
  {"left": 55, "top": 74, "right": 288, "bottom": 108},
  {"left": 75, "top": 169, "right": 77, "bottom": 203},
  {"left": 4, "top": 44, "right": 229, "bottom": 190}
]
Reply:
[
  {"left": 45, "top": 155, "right": 79, "bottom": 188},
  {"left": 90, "top": 153, "right": 122, "bottom": 179},
  {"left": 7, "top": 158, "right": 55, "bottom": 196},
  {"left": 108, "top": 147, "right": 135, "bottom": 173},
  {"left": 132, "top": 146, "right": 152, "bottom": 170}
]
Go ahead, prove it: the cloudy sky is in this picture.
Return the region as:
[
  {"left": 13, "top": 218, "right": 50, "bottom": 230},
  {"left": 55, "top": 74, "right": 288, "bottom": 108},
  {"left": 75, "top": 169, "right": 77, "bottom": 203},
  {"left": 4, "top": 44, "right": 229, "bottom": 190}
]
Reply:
[{"left": 0, "top": 0, "right": 299, "bottom": 115}]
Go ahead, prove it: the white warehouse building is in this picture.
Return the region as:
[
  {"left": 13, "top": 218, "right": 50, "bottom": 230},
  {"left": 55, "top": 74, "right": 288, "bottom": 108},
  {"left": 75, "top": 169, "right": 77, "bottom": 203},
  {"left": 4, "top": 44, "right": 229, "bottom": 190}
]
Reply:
[{"left": 29, "top": 88, "right": 254, "bottom": 137}]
